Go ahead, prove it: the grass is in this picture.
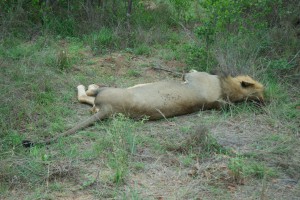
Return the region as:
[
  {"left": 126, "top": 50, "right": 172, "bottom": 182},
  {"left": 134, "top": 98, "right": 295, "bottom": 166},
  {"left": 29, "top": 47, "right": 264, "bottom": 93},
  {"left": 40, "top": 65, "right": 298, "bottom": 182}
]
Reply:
[
  {"left": 1, "top": 11, "right": 300, "bottom": 199},
  {"left": 133, "top": 43, "right": 152, "bottom": 56},
  {"left": 228, "top": 156, "right": 277, "bottom": 182}
]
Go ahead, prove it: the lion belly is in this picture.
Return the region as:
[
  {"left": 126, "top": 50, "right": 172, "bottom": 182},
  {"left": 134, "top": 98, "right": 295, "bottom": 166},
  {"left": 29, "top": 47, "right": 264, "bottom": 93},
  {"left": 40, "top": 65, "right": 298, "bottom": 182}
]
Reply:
[{"left": 94, "top": 79, "right": 222, "bottom": 120}]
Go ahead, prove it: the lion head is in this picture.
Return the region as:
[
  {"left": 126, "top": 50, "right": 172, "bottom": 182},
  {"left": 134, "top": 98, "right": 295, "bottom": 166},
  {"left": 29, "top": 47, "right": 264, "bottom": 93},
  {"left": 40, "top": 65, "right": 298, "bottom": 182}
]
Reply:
[{"left": 221, "top": 75, "right": 264, "bottom": 104}]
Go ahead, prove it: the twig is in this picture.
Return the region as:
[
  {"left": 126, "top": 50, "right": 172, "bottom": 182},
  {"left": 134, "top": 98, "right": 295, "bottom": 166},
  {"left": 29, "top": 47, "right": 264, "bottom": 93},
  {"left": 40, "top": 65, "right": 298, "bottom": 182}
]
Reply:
[
  {"left": 0, "top": 59, "right": 4, "bottom": 67},
  {"left": 46, "top": 164, "right": 50, "bottom": 190},
  {"left": 260, "top": 176, "right": 267, "bottom": 200},
  {"left": 151, "top": 65, "right": 182, "bottom": 77},
  {"left": 286, "top": 50, "right": 300, "bottom": 66},
  {"left": 173, "top": 18, "right": 198, "bottom": 43}
]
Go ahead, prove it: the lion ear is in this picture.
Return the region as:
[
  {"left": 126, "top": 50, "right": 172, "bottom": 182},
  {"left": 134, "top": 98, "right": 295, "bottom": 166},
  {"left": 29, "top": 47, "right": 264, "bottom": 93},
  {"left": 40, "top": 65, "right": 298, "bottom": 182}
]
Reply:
[{"left": 241, "top": 81, "right": 254, "bottom": 88}]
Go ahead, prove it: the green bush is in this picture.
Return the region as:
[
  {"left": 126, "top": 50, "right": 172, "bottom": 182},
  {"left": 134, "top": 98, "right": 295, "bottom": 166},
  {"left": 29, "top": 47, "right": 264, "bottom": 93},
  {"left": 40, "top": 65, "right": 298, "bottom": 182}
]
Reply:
[
  {"left": 184, "top": 43, "right": 217, "bottom": 71},
  {"left": 194, "top": 0, "right": 286, "bottom": 60},
  {"left": 43, "top": 16, "right": 76, "bottom": 37}
]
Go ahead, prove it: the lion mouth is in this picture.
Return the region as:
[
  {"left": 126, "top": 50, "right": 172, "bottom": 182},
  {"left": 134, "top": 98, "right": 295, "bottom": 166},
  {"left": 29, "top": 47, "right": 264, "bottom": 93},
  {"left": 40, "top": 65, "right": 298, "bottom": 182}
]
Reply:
[{"left": 250, "top": 97, "right": 265, "bottom": 106}]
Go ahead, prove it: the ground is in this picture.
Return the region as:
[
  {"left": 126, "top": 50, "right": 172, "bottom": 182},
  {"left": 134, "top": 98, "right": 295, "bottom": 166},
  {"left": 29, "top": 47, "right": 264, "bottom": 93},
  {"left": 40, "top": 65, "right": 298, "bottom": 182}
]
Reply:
[{"left": 1, "top": 51, "right": 299, "bottom": 200}]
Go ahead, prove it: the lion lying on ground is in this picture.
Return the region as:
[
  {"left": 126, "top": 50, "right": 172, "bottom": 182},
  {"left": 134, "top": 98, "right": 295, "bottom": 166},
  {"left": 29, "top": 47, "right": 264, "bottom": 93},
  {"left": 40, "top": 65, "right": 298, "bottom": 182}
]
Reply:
[{"left": 23, "top": 70, "right": 264, "bottom": 147}]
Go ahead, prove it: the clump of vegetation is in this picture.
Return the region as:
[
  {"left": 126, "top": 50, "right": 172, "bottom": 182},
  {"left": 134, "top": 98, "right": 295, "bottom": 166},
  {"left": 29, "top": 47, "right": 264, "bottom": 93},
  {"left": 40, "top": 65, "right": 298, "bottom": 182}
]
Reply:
[
  {"left": 228, "top": 157, "right": 276, "bottom": 183},
  {"left": 85, "top": 28, "right": 116, "bottom": 54}
]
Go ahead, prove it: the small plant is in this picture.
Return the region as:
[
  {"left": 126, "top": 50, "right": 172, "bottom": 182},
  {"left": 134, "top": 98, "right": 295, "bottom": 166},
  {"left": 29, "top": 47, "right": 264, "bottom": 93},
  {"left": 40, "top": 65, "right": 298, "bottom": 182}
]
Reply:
[
  {"left": 132, "top": 162, "right": 145, "bottom": 171},
  {"left": 228, "top": 157, "right": 247, "bottom": 183},
  {"left": 228, "top": 157, "right": 276, "bottom": 183},
  {"left": 179, "top": 154, "right": 196, "bottom": 167},
  {"left": 133, "top": 44, "right": 151, "bottom": 56},
  {"left": 56, "top": 49, "right": 71, "bottom": 70},
  {"left": 45, "top": 49, "right": 72, "bottom": 71},
  {"left": 127, "top": 69, "right": 141, "bottom": 77}
]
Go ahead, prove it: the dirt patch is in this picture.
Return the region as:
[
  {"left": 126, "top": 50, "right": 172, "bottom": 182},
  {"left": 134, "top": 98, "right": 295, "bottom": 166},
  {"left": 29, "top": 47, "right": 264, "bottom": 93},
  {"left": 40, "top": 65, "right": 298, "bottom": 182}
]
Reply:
[{"left": 210, "top": 115, "right": 271, "bottom": 153}]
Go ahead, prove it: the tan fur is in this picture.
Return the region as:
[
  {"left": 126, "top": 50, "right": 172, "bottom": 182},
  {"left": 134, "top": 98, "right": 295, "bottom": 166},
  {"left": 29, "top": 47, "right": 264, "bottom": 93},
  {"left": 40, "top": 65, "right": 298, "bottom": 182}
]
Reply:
[
  {"left": 73, "top": 70, "right": 263, "bottom": 132},
  {"left": 79, "top": 71, "right": 264, "bottom": 120},
  {"left": 28, "top": 70, "right": 264, "bottom": 146},
  {"left": 220, "top": 75, "right": 264, "bottom": 103}
]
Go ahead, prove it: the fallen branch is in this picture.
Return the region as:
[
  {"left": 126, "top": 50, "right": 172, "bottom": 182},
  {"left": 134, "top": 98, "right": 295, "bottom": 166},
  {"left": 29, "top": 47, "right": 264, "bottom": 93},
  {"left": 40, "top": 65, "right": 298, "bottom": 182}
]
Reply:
[{"left": 151, "top": 65, "right": 183, "bottom": 77}]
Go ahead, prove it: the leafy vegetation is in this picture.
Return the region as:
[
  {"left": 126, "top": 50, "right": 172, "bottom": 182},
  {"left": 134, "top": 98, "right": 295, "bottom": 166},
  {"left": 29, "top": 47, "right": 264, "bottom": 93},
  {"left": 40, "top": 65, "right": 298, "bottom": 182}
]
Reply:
[{"left": 0, "top": 0, "right": 299, "bottom": 199}]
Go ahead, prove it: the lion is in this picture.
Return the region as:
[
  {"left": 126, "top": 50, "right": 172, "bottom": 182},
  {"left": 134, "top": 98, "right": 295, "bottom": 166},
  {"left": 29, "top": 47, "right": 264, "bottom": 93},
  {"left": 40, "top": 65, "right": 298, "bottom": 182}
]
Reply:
[{"left": 22, "top": 70, "right": 264, "bottom": 147}]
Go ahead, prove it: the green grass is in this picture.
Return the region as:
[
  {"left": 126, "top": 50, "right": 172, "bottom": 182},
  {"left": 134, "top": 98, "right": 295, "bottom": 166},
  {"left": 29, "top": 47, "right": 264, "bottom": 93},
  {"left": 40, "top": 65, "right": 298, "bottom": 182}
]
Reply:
[
  {"left": 127, "top": 69, "right": 141, "bottom": 77},
  {"left": 84, "top": 28, "right": 116, "bottom": 54},
  {"left": 91, "top": 114, "right": 143, "bottom": 184},
  {"left": 133, "top": 43, "right": 151, "bottom": 56},
  {"left": 1, "top": 7, "right": 299, "bottom": 198},
  {"left": 228, "top": 156, "right": 277, "bottom": 181}
]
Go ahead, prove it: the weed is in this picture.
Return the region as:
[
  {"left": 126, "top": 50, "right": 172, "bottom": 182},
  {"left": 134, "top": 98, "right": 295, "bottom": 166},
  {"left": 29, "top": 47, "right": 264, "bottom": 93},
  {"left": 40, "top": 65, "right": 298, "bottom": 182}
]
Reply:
[
  {"left": 132, "top": 162, "right": 145, "bottom": 171},
  {"left": 133, "top": 44, "right": 151, "bottom": 56},
  {"left": 49, "top": 182, "right": 64, "bottom": 192},
  {"left": 1, "top": 131, "right": 24, "bottom": 150},
  {"left": 155, "top": 48, "right": 177, "bottom": 61},
  {"left": 86, "top": 60, "right": 97, "bottom": 65},
  {"left": 248, "top": 162, "right": 276, "bottom": 179},
  {"left": 179, "top": 126, "right": 191, "bottom": 133},
  {"left": 228, "top": 156, "right": 276, "bottom": 183},
  {"left": 127, "top": 69, "right": 141, "bottom": 77},
  {"left": 56, "top": 49, "right": 71, "bottom": 70},
  {"left": 179, "top": 154, "right": 196, "bottom": 167},
  {"left": 228, "top": 157, "right": 248, "bottom": 183},
  {"left": 81, "top": 175, "right": 97, "bottom": 189}
]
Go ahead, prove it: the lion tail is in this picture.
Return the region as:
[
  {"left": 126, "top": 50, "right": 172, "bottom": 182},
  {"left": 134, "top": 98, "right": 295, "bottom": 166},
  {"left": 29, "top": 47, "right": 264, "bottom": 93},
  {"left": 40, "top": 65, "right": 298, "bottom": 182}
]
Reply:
[{"left": 22, "top": 110, "right": 109, "bottom": 147}]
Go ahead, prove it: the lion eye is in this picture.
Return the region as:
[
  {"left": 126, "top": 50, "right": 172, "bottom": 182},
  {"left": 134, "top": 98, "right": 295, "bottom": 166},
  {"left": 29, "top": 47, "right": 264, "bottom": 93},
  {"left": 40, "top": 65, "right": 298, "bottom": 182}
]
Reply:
[{"left": 241, "top": 81, "right": 254, "bottom": 88}]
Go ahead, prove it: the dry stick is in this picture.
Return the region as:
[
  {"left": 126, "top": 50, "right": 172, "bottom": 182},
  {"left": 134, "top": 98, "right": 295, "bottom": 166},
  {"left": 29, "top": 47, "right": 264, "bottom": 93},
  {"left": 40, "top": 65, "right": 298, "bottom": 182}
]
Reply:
[
  {"left": 260, "top": 176, "right": 267, "bottom": 200},
  {"left": 175, "top": 19, "right": 198, "bottom": 43},
  {"left": 151, "top": 65, "right": 183, "bottom": 77},
  {"left": 286, "top": 50, "right": 300, "bottom": 66},
  {"left": 46, "top": 164, "right": 50, "bottom": 190},
  {"left": 283, "top": 50, "right": 300, "bottom": 78}
]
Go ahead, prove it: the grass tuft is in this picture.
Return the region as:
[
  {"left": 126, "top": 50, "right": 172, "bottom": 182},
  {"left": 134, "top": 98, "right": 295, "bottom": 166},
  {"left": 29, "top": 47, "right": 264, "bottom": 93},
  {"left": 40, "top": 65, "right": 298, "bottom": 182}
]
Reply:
[{"left": 91, "top": 114, "right": 143, "bottom": 184}]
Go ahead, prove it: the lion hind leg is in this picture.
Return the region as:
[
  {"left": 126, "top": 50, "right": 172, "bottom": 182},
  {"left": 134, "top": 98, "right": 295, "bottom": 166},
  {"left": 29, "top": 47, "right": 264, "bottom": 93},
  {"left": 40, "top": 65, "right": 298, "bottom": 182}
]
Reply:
[
  {"left": 86, "top": 84, "right": 100, "bottom": 96},
  {"left": 77, "top": 85, "right": 95, "bottom": 106}
]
